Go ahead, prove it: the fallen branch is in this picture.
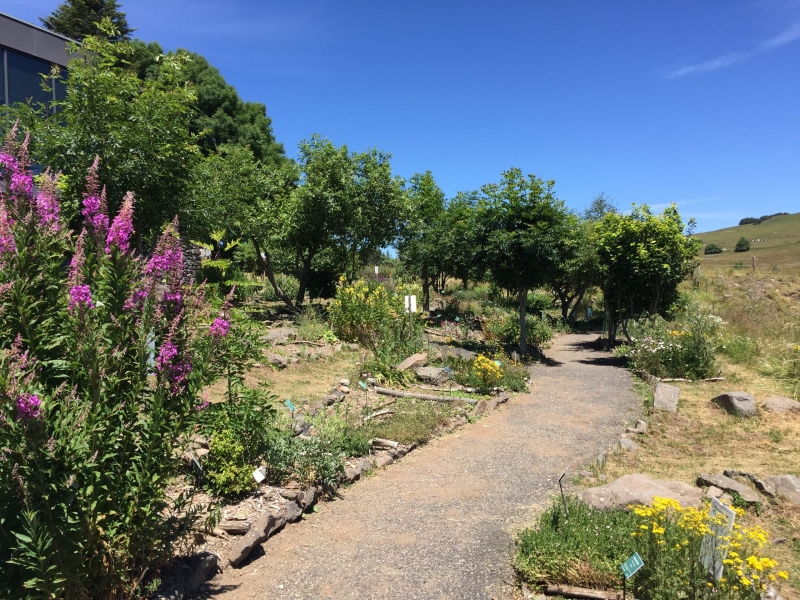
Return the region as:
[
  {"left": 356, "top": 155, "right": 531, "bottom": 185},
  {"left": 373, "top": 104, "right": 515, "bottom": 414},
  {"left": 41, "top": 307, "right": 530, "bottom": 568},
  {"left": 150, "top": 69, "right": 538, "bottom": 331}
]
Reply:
[
  {"left": 370, "top": 438, "right": 399, "bottom": 449},
  {"left": 363, "top": 409, "right": 396, "bottom": 422},
  {"left": 660, "top": 377, "right": 724, "bottom": 382},
  {"left": 373, "top": 386, "right": 478, "bottom": 406},
  {"left": 544, "top": 584, "right": 627, "bottom": 599},
  {"left": 291, "top": 340, "right": 328, "bottom": 347},
  {"left": 424, "top": 328, "right": 444, "bottom": 335}
]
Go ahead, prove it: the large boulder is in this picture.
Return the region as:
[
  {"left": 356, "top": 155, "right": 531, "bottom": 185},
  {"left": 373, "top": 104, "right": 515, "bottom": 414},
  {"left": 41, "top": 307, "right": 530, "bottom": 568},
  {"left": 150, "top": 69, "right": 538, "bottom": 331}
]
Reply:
[
  {"left": 761, "top": 396, "right": 800, "bottom": 413},
  {"left": 711, "top": 391, "right": 757, "bottom": 417},
  {"left": 696, "top": 473, "right": 761, "bottom": 504},
  {"left": 264, "top": 327, "right": 298, "bottom": 344},
  {"left": 581, "top": 474, "right": 703, "bottom": 510},
  {"left": 765, "top": 475, "right": 800, "bottom": 505},
  {"left": 653, "top": 383, "right": 679, "bottom": 413},
  {"left": 415, "top": 366, "right": 450, "bottom": 385},
  {"left": 396, "top": 352, "right": 428, "bottom": 372}
]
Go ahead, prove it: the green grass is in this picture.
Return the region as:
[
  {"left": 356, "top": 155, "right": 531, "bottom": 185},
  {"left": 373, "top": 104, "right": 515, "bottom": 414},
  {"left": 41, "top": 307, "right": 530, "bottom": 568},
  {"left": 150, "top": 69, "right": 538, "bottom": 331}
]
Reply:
[{"left": 696, "top": 212, "right": 800, "bottom": 269}]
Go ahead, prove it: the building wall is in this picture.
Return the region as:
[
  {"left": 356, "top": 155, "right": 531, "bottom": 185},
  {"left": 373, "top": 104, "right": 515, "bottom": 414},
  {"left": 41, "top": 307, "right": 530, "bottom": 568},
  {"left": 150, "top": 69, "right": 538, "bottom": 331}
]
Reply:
[{"left": 1, "top": 12, "right": 73, "bottom": 107}]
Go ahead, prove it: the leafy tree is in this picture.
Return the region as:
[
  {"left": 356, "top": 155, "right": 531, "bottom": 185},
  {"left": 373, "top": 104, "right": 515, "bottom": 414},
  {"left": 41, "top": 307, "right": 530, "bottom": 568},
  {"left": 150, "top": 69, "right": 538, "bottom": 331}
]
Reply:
[
  {"left": 41, "top": 0, "right": 133, "bottom": 41},
  {"left": 9, "top": 24, "right": 198, "bottom": 247},
  {"left": 476, "top": 168, "right": 570, "bottom": 354},
  {"left": 583, "top": 192, "right": 617, "bottom": 222},
  {"left": 437, "top": 191, "right": 483, "bottom": 292},
  {"left": 594, "top": 204, "right": 701, "bottom": 343},
  {"left": 704, "top": 243, "right": 722, "bottom": 255},
  {"left": 397, "top": 172, "right": 445, "bottom": 311},
  {"left": 547, "top": 215, "right": 601, "bottom": 320},
  {"left": 734, "top": 237, "right": 750, "bottom": 252},
  {"left": 129, "top": 42, "right": 285, "bottom": 164}
]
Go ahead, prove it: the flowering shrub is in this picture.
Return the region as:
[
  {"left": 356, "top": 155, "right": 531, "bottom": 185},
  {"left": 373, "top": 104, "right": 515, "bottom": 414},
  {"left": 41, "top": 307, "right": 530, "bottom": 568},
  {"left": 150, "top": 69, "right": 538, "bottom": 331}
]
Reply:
[
  {"left": 0, "top": 128, "right": 229, "bottom": 598},
  {"left": 615, "top": 304, "right": 723, "bottom": 379},
  {"left": 515, "top": 495, "right": 787, "bottom": 600},
  {"left": 472, "top": 354, "right": 503, "bottom": 391}
]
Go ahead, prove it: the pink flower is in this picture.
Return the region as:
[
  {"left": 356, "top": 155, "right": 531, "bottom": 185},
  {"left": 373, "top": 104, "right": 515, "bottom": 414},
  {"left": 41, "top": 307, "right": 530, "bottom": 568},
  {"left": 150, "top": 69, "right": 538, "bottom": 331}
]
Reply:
[
  {"left": 16, "top": 394, "right": 42, "bottom": 421},
  {"left": 195, "top": 400, "right": 210, "bottom": 411},
  {"left": 209, "top": 317, "right": 230, "bottom": 340},
  {"left": 34, "top": 170, "right": 61, "bottom": 231},
  {"left": 82, "top": 159, "right": 109, "bottom": 240},
  {"left": 106, "top": 192, "right": 135, "bottom": 254},
  {"left": 156, "top": 339, "right": 191, "bottom": 392},
  {"left": 68, "top": 284, "right": 94, "bottom": 312},
  {"left": 70, "top": 230, "right": 87, "bottom": 284},
  {"left": 123, "top": 289, "right": 148, "bottom": 311},
  {"left": 0, "top": 204, "right": 15, "bottom": 256}
]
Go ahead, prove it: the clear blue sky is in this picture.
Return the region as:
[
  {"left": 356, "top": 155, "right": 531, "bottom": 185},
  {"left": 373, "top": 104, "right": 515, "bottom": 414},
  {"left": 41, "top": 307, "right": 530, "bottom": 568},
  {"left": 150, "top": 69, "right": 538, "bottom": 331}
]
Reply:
[{"left": 4, "top": 0, "right": 800, "bottom": 232}]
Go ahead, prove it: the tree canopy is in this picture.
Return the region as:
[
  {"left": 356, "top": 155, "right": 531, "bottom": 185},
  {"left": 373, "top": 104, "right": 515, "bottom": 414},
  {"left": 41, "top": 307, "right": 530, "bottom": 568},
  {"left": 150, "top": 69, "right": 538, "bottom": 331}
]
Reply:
[{"left": 41, "top": 0, "right": 133, "bottom": 41}]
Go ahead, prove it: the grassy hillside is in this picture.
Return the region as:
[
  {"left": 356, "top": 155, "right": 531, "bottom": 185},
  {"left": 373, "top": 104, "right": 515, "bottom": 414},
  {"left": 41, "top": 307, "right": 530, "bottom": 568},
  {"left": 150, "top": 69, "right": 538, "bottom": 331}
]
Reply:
[{"left": 696, "top": 212, "right": 800, "bottom": 269}]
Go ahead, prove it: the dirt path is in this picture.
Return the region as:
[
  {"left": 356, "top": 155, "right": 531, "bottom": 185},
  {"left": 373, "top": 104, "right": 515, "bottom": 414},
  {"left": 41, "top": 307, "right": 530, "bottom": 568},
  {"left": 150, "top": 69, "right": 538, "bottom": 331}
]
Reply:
[{"left": 202, "top": 334, "right": 642, "bottom": 600}]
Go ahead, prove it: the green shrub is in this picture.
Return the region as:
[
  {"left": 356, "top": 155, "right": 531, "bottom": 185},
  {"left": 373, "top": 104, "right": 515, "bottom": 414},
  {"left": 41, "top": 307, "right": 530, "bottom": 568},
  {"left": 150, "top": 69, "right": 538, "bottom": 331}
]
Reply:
[
  {"left": 262, "top": 273, "right": 300, "bottom": 303},
  {"left": 484, "top": 312, "right": 553, "bottom": 349},
  {"left": 721, "top": 334, "right": 760, "bottom": 363},
  {"left": 704, "top": 243, "right": 723, "bottom": 255},
  {"left": 205, "top": 429, "right": 256, "bottom": 496},
  {"left": 615, "top": 303, "right": 722, "bottom": 379},
  {"left": 296, "top": 305, "right": 337, "bottom": 343},
  {"left": 735, "top": 237, "right": 751, "bottom": 252},
  {"left": 313, "top": 412, "right": 370, "bottom": 457}
]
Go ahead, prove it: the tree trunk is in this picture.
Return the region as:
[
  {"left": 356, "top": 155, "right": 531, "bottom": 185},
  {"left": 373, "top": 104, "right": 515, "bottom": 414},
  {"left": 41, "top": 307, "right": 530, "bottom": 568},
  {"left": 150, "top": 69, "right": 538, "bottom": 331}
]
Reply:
[
  {"left": 518, "top": 284, "right": 528, "bottom": 355},
  {"left": 295, "top": 256, "right": 313, "bottom": 306},
  {"left": 568, "top": 287, "right": 587, "bottom": 321},
  {"left": 422, "top": 265, "right": 430, "bottom": 312},
  {"left": 252, "top": 238, "right": 294, "bottom": 308},
  {"left": 558, "top": 290, "right": 570, "bottom": 320}
]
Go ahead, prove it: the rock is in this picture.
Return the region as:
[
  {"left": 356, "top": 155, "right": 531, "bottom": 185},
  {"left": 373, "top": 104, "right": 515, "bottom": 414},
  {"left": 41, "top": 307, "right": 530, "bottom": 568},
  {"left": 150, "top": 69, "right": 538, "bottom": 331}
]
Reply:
[
  {"left": 396, "top": 352, "right": 428, "bottom": 372},
  {"left": 339, "top": 378, "right": 350, "bottom": 387},
  {"left": 712, "top": 391, "right": 757, "bottom": 417},
  {"left": 339, "top": 385, "right": 350, "bottom": 394},
  {"left": 292, "top": 419, "right": 306, "bottom": 434},
  {"left": 158, "top": 552, "right": 219, "bottom": 600},
  {"left": 217, "top": 520, "right": 250, "bottom": 535},
  {"left": 347, "top": 343, "right": 359, "bottom": 351},
  {"left": 191, "top": 435, "right": 209, "bottom": 449},
  {"left": 654, "top": 383, "right": 679, "bottom": 413},
  {"left": 264, "top": 327, "right": 298, "bottom": 343},
  {"left": 329, "top": 388, "right": 347, "bottom": 400},
  {"left": 581, "top": 473, "right": 703, "bottom": 510},
  {"left": 723, "top": 469, "right": 776, "bottom": 498},
  {"left": 704, "top": 486, "right": 724, "bottom": 498},
  {"left": 228, "top": 512, "right": 279, "bottom": 567},
  {"left": 355, "top": 457, "right": 374, "bottom": 474},
  {"left": 415, "top": 366, "right": 449, "bottom": 385},
  {"left": 375, "top": 454, "right": 394, "bottom": 468},
  {"left": 343, "top": 467, "right": 361, "bottom": 483},
  {"left": 194, "top": 447, "right": 209, "bottom": 459},
  {"left": 496, "top": 392, "right": 511, "bottom": 404},
  {"left": 287, "top": 356, "right": 300, "bottom": 365},
  {"left": 696, "top": 473, "right": 761, "bottom": 504},
  {"left": 719, "top": 493, "right": 733, "bottom": 505},
  {"left": 308, "top": 352, "right": 319, "bottom": 361},
  {"left": 625, "top": 420, "right": 648, "bottom": 434},
  {"left": 762, "top": 395, "right": 800, "bottom": 413},
  {"left": 428, "top": 343, "right": 477, "bottom": 361},
  {"left": 619, "top": 437, "right": 640, "bottom": 451},
  {"left": 470, "top": 399, "right": 489, "bottom": 416},
  {"left": 275, "top": 488, "right": 300, "bottom": 501},
  {"left": 267, "top": 353, "right": 288, "bottom": 369},
  {"left": 297, "top": 486, "right": 319, "bottom": 510},
  {"left": 284, "top": 500, "right": 303, "bottom": 523},
  {"left": 322, "top": 394, "right": 339, "bottom": 406},
  {"left": 485, "top": 398, "right": 499, "bottom": 412},
  {"left": 765, "top": 475, "right": 800, "bottom": 505}
]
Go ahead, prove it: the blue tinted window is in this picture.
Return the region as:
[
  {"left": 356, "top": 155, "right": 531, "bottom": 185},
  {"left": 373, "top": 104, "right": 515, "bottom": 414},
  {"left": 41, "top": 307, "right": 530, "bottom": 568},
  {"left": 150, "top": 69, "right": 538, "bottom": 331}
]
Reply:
[
  {"left": 7, "top": 50, "right": 51, "bottom": 107},
  {"left": 1, "top": 49, "right": 6, "bottom": 105},
  {"left": 54, "top": 70, "right": 67, "bottom": 102}
]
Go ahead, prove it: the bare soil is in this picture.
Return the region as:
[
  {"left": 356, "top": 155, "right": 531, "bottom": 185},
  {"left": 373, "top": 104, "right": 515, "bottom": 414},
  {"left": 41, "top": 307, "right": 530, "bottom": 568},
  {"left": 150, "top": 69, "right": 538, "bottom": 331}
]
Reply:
[{"left": 198, "top": 334, "right": 641, "bottom": 600}]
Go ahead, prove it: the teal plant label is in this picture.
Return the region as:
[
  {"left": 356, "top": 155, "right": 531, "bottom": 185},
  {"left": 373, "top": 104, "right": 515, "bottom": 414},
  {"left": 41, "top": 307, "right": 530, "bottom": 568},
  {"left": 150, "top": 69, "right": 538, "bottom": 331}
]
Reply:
[
  {"left": 285, "top": 399, "right": 296, "bottom": 412},
  {"left": 621, "top": 552, "right": 644, "bottom": 579},
  {"left": 358, "top": 381, "right": 368, "bottom": 390}
]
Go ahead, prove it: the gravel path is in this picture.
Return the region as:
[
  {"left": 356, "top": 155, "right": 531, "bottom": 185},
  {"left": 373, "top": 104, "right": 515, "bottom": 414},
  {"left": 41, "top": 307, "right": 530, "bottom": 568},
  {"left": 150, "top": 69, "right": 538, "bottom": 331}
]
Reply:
[{"left": 202, "top": 333, "right": 642, "bottom": 600}]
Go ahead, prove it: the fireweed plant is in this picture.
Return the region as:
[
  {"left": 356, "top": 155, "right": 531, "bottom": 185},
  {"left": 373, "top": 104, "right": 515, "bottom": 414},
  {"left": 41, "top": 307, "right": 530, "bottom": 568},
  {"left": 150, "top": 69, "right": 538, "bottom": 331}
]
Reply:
[{"left": 0, "top": 127, "right": 229, "bottom": 598}]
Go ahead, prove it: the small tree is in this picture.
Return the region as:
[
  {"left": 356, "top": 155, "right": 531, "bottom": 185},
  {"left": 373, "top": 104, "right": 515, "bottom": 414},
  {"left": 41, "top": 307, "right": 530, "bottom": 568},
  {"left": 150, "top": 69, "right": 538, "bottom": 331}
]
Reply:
[
  {"left": 704, "top": 243, "right": 722, "bottom": 255},
  {"left": 41, "top": 0, "right": 134, "bottom": 41},
  {"left": 734, "top": 237, "right": 751, "bottom": 252},
  {"left": 477, "top": 168, "right": 569, "bottom": 354},
  {"left": 547, "top": 215, "right": 600, "bottom": 320}
]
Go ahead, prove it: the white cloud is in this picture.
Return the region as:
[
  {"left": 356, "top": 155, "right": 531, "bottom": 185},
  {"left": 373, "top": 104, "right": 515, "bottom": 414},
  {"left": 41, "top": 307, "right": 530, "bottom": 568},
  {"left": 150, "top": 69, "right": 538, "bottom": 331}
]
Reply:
[{"left": 668, "top": 21, "right": 800, "bottom": 79}]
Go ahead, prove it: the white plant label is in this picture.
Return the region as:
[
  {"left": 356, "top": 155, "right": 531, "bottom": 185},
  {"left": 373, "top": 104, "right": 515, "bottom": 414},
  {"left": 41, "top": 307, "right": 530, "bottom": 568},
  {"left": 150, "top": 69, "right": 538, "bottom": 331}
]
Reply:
[{"left": 405, "top": 295, "right": 417, "bottom": 313}]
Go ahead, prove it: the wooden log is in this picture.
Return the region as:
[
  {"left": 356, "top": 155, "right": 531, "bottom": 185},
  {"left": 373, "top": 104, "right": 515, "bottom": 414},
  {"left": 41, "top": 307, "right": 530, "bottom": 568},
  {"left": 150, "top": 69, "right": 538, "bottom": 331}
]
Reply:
[
  {"left": 373, "top": 386, "right": 478, "bottom": 406},
  {"left": 363, "top": 409, "right": 396, "bottom": 422},
  {"left": 217, "top": 520, "right": 251, "bottom": 535},
  {"left": 544, "top": 585, "right": 624, "bottom": 599},
  {"left": 370, "top": 437, "right": 399, "bottom": 449}
]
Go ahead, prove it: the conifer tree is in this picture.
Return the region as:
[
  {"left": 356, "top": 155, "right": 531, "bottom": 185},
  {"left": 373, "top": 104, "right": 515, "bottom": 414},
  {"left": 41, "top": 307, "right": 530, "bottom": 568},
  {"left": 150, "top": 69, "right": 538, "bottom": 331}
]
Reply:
[{"left": 41, "top": 0, "right": 134, "bottom": 42}]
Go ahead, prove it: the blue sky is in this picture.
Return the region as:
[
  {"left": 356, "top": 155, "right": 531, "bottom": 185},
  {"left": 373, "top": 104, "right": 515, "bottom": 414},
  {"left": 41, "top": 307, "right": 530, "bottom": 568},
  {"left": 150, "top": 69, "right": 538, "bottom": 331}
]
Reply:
[{"left": 3, "top": 0, "right": 800, "bottom": 232}]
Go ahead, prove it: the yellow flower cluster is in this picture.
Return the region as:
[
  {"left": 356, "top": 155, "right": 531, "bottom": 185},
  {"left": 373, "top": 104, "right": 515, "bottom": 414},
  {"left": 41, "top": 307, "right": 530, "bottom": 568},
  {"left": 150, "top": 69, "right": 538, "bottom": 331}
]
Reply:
[
  {"left": 473, "top": 354, "right": 503, "bottom": 389},
  {"left": 669, "top": 329, "right": 692, "bottom": 337},
  {"left": 630, "top": 496, "right": 787, "bottom": 594}
]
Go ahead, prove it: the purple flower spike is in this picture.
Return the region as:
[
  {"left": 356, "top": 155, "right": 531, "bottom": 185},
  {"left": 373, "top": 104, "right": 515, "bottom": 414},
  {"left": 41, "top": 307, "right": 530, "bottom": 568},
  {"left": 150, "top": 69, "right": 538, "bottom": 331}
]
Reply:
[
  {"left": 209, "top": 317, "right": 230, "bottom": 340},
  {"left": 16, "top": 394, "right": 43, "bottom": 421},
  {"left": 0, "top": 205, "right": 15, "bottom": 256},
  {"left": 35, "top": 171, "right": 61, "bottom": 231},
  {"left": 106, "top": 192, "right": 135, "bottom": 254},
  {"left": 68, "top": 284, "right": 94, "bottom": 313}
]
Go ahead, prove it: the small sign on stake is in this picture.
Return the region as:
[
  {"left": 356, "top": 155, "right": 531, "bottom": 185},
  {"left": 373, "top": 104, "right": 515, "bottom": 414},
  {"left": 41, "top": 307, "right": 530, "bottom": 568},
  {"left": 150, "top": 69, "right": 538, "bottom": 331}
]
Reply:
[
  {"left": 404, "top": 295, "right": 417, "bottom": 313},
  {"left": 252, "top": 466, "right": 267, "bottom": 483},
  {"left": 374, "top": 265, "right": 379, "bottom": 275},
  {"left": 621, "top": 552, "right": 644, "bottom": 579},
  {"left": 700, "top": 497, "right": 736, "bottom": 580},
  {"left": 285, "top": 399, "right": 296, "bottom": 413},
  {"left": 358, "top": 381, "right": 368, "bottom": 390}
]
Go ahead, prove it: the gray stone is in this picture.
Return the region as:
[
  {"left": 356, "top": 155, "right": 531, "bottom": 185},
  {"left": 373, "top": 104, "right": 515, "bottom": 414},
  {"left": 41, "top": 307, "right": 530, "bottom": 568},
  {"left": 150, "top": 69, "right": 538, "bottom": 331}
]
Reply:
[
  {"left": 264, "top": 327, "right": 298, "bottom": 343},
  {"left": 485, "top": 398, "right": 499, "bottom": 412},
  {"left": 654, "top": 383, "right": 679, "bottom": 413},
  {"left": 287, "top": 356, "right": 300, "bottom": 365},
  {"left": 719, "top": 492, "right": 733, "bottom": 505},
  {"left": 339, "top": 385, "right": 350, "bottom": 394},
  {"left": 415, "top": 366, "right": 449, "bottom": 385},
  {"left": 762, "top": 395, "right": 800, "bottom": 413},
  {"left": 228, "top": 512, "right": 278, "bottom": 567},
  {"left": 355, "top": 457, "right": 375, "bottom": 474},
  {"left": 297, "top": 486, "right": 319, "bottom": 510},
  {"left": 428, "top": 343, "right": 477, "bottom": 361},
  {"left": 347, "top": 343, "right": 359, "bottom": 351},
  {"left": 267, "top": 353, "right": 288, "bottom": 369},
  {"left": 712, "top": 391, "right": 757, "bottom": 417},
  {"left": 194, "top": 447, "right": 209, "bottom": 459},
  {"left": 697, "top": 473, "right": 761, "bottom": 504},
  {"left": 470, "top": 399, "right": 489, "bottom": 416},
  {"left": 705, "top": 485, "right": 723, "bottom": 498},
  {"left": 375, "top": 454, "right": 394, "bottom": 468},
  {"left": 343, "top": 467, "right": 361, "bottom": 483},
  {"left": 723, "top": 469, "right": 776, "bottom": 498},
  {"left": 284, "top": 500, "right": 303, "bottom": 523},
  {"left": 626, "top": 420, "right": 648, "bottom": 434},
  {"left": 619, "top": 437, "right": 640, "bottom": 451},
  {"left": 496, "top": 392, "right": 511, "bottom": 404},
  {"left": 322, "top": 394, "right": 339, "bottom": 406},
  {"left": 396, "top": 352, "right": 428, "bottom": 372},
  {"left": 339, "top": 378, "right": 350, "bottom": 387},
  {"left": 581, "top": 473, "right": 703, "bottom": 510},
  {"left": 765, "top": 475, "right": 800, "bottom": 505},
  {"left": 158, "top": 552, "right": 219, "bottom": 600}
]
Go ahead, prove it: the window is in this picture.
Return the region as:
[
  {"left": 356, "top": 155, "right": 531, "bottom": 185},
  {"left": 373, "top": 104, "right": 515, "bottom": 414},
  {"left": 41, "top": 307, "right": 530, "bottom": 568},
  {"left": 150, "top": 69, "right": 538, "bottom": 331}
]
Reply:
[{"left": 7, "top": 49, "right": 52, "bottom": 107}]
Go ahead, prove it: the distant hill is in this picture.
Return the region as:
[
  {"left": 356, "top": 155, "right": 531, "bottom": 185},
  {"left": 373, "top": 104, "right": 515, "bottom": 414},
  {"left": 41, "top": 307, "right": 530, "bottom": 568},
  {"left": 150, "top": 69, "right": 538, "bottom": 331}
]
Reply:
[{"left": 695, "top": 212, "right": 800, "bottom": 268}]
